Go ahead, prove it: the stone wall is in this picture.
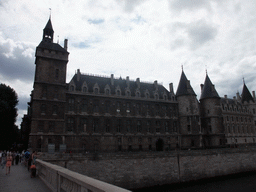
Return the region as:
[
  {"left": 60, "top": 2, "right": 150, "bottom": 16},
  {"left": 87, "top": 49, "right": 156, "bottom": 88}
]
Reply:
[{"left": 40, "top": 147, "right": 256, "bottom": 190}]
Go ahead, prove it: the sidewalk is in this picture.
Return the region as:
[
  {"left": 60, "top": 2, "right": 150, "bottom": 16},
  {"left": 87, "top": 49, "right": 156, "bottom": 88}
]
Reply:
[{"left": 0, "top": 162, "right": 51, "bottom": 192}]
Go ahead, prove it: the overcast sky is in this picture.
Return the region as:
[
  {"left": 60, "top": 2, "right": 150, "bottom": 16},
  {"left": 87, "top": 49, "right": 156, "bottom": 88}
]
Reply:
[{"left": 1, "top": 0, "right": 256, "bottom": 127}]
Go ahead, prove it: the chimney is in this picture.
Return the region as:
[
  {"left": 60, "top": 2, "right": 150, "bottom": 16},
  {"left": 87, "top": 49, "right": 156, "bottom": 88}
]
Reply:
[
  {"left": 253, "top": 91, "right": 255, "bottom": 99},
  {"left": 126, "top": 76, "right": 130, "bottom": 87},
  {"left": 236, "top": 92, "right": 240, "bottom": 100},
  {"left": 224, "top": 95, "right": 227, "bottom": 99},
  {"left": 136, "top": 78, "right": 140, "bottom": 88},
  {"left": 233, "top": 96, "right": 236, "bottom": 100},
  {"left": 200, "top": 84, "right": 204, "bottom": 92},
  {"left": 77, "top": 69, "right": 81, "bottom": 81},
  {"left": 111, "top": 74, "right": 114, "bottom": 86},
  {"left": 169, "top": 83, "right": 173, "bottom": 93},
  {"left": 154, "top": 80, "right": 158, "bottom": 90},
  {"left": 64, "top": 39, "right": 68, "bottom": 51}
]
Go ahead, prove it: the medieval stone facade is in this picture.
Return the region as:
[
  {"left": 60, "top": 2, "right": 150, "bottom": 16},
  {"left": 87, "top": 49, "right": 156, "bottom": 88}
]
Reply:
[{"left": 26, "top": 19, "right": 256, "bottom": 153}]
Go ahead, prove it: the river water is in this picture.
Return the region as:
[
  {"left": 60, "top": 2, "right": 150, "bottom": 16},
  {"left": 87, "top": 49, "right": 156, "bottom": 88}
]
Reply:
[{"left": 134, "top": 172, "right": 256, "bottom": 192}]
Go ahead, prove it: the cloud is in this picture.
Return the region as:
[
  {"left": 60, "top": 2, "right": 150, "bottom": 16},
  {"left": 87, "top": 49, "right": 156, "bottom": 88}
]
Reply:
[
  {"left": 0, "top": 33, "right": 35, "bottom": 82},
  {"left": 88, "top": 18, "right": 105, "bottom": 25},
  {"left": 116, "top": 0, "right": 148, "bottom": 13},
  {"left": 170, "top": 0, "right": 210, "bottom": 12},
  {"left": 187, "top": 20, "right": 218, "bottom": 49}
]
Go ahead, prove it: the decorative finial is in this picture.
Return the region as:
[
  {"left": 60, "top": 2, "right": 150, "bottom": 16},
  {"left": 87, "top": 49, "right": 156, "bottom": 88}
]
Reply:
[
  {"left": 49, "top": 8, "right": 51, "bottom": 19},
  {"left": 205, "top": 65, "right": 207, "bottom": 75},
  {"left": 57, "top": 35, "right": 59, "bottom": 44},
  {"left": 181, "top": 65, "right": 183, "bottom": 71},
  {"left": 243, "top": 77, "right": 245, "bottom": 84}
]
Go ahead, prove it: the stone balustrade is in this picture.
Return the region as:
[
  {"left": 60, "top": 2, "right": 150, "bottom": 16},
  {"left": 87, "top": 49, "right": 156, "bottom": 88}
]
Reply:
[{"left": 36, "top": 159, "right": 131, "bottom": 192}]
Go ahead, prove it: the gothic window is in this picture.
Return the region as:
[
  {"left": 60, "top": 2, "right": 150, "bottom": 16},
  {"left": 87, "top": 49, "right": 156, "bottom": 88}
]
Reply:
[
  {"left": 117, "top": 119, "right": 121, "bottom": 132},
  {"left": 41, "top": 104, "right": 46, "bottom": 114},
  {"left": 80, "top": 118, "right": 87, "bottom": 132},
  {"left": 126, "top": 90, "right": 131, "bottom": 97},
  {"left": 94, "top": 88, "right": 99, "bottom": 94},
  {"left": 68, "top": 98, "right": 75, "bottom": 112},
  {"left": 137, "top": 120, "right": 141, "bottom": 132},
  {"left": 136, "top": 104, "right": 141, "bottom": 115},
  {"left": 154, "top": 93, "right": 159, "bottom": 100},
  {"left": 136, "top": 91, "right": 140, "bottom": 98},
  {"left": 145, "top": 92, "right": 150, "bottom": 99},
  {"left": 55, "top": 69, "right": 59, "bottom": 80},
  {"left": 116, "top": 89, "right": 121, "bottom": 96},
  {"left": 187, "top": 125, "right": 191, "bottom": 133},
  {"left": 127, "top": 120, "right": 131, "bottom": 132},
  {"left": 67, "top": 117, "right": 74, "bottom": 132},
  {"left": 163, "top": 94, "right": 167, "bottom": 100},
  {"left": 155, "top": 104, "right": 160, "bottom": 116},
  {"left": 173, "top": 121, "right": 177, "bottom": 132},
  {"left": 105, "top": 88, "right": 110, "bottom": 95},
  {"left": 105, "top": 119, "right": 110, "bottom": 132},
  {"left": 52, "top": 105, "right": 58, "bottom": 115},
  {"left": 49, "top": 121, "right": 55, "bottom": 132},
  {"left": 82, "top": 87, "right": 87, "bottom": 93},
  {"left": 80, "top": 100, "right": 87, "bottom": 113}
]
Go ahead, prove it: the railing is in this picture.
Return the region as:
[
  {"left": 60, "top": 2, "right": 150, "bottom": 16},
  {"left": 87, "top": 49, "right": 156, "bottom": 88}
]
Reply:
[{"left": 36, "top": 159, "right": 131, "bottom": 192}]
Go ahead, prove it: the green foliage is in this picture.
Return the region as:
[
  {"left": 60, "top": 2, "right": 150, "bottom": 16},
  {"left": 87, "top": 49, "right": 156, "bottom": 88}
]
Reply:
[{"left": 0, "top": 83, "right": 19, "bottom": 149}]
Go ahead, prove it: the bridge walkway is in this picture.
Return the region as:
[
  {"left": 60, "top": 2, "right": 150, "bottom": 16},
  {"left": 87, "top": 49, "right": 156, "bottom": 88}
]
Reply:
[{"left": 0, "top": 161, "right": 51, "bottom": 192}]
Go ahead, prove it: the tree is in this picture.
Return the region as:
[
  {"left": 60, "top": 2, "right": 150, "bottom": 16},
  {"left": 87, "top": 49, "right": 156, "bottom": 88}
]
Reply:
[{"left": 0, "top": 83, "right": 19, "bottom": 149}]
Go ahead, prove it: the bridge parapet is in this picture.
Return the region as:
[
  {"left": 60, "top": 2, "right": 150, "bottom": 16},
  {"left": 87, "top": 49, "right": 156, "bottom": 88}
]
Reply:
[{"left": 36, "top": 159, "right": 131, "bottom": 192}]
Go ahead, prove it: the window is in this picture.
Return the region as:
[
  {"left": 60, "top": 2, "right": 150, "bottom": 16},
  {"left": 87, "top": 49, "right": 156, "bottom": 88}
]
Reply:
[
  {"left": 145, "top": 92, "right": 149, "bottom": 99},
  {"left": 173, "top": 121, "right": 177, "bottom": 132},
  {"left": 42, "top": 86, "right": 47, "bottom": 98},
  {"left": 94, "top": 88, "right": 99, "bottom": 94},
  {"left": 68, "top": 98, "right": 75, "bottom": 112},
  {"left": 155, "top": 93, "right": 159, "bottom": 100},
  {"left": 126, "top": 90, "right": 131, "bottom": 97},
  {"left": 83, "top": 87, "right": 87, "bottom": 93},
  {"left": 106, "top": 119, "right": 110, "bottom": 132},
  {"left": 127, "top": 120, "right": 131, "bottom": 132},
  {"left": 117, "top": 119, "right": 121, "bottom": 132},
  {"left": 137, "top": 120, "right": 141, "bottom": 132},
  {"left": 147, "top": 120, "right": 151, "bottom": 132},
  {"left": 136, "top": 91, "right": 140, "bottom": 97},
  {"left": 70, "top": 85, "right": 74, "bottom": 91},
  {"left": 116, "top": 90, "right": 121, "bottom": 96},
  {"left": 80, "top": 118, "right": 87, "bottom": 132},
  {"left": 156, "top": 121, "right": 160, "bottom": 132},
  {"left": 54, "top": 87, "right": 58, "bottom": 99},
  {"left": 187, "top": 125, "right": 191, "bottom": 133},
  {"left": 49, "top": 121, "right": 55, "bottom": 132},
  {"left": 93, "top": 119, "right": 99, "bottom": 132},
  {"left": 105, "top": 89, "right": 110, "bottom": 95},
  {"left": 67, "top": 118, "right": 74, "bottom": 132},
  {"left": 52, "top": 105, "right": 58, "bottom": 115},
  {"left": 55, "top": 69, "right": 59, "bottom": 80},
  {"left": 163, "top": 94, "right": 167, "bottom": 100},
  {"left": 93, "top": 100, "right": 99, "bottom": 113},
  {"left": 165, "top": 121, "right": 169, "bottom": 132},
  {"left": 38, "top": 121, "right": 44, "bottom": 132},
  {"left": 41, "top": 104, "right": 46, "bottom": 114},
  {"left": 105, "top": 101, "right": 110, "bottom": 113},
  {"left": 80, "top": 100, "right": 87, "bottom": 113}
]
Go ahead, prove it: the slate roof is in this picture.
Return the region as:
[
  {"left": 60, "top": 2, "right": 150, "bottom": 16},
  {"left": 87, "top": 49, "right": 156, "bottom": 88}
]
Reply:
[
  {"left": 69, "top": 73, "right": 171, "bottom": 99},
  {"left": 37, "top": 41, "right": 67, "bottom": 53},
  {"left": 200, "top": 74, "right": 220, "bottom": 100},
  {"left": 176, "top": 70, "right": 196, "bottom": 96},
  {"left": 44, "top": 18, "right": 54, "bottom": 32},
  {"left": 241, "top": 83, "right": 254, "bottom": 103}
]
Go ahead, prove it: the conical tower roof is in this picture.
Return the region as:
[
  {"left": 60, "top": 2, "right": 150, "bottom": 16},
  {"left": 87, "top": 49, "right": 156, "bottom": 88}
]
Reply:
[
  {"left": 44, "top": 18, "right": 53, "bottom": 31},
  {"left": 241, "top": 83, "right": 254, "bottom": 103},
  {"left": 176, "top": 70, "right": 196, "bottom": 96},
  {"left": 200, "top": 74, "right": 219, "bottom": 100}
]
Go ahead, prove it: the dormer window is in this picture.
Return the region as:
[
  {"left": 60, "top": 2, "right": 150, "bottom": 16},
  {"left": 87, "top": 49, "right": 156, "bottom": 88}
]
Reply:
[
  {"left": 163, "top": 94, "right": 167, "bottom": 100},
  {"left": 105, "top": 89, "right": 110, "bottom": 95},
  {"left": 126, "top": 90, "right": 131, "bottom": 97},
  {"left": 136, "top": 91, "right": 140, "bottom": 98},
  {"left": 145, "top": 92, "right": 150, "bottom": 99},
  {"left": 154, "top": 93, "right": 159, "bottom": 100},
  {"left": 82, "top": 87, "right": 87, "bottom": 93},
  {"left": 70, "top": 86, "right": 74, "bottom": 91},
  {"left": 116, "top": 90, "right": 121, "bottom": 96},
  {"left": 94, "top": 88, "right": 99, "bottom": 94}
]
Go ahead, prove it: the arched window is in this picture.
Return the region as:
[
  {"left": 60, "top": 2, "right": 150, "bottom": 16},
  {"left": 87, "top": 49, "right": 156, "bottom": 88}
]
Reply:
[
  {"left": 82, "top": 87, "right": 87, "bottom": 93},
  {"left": 70, "top": 85, "right": 74, "bottom": 91}
]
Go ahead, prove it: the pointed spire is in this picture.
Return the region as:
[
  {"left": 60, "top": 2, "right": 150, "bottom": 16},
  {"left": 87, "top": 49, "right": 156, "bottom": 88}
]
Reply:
[
  {"left": 241, "top": 81, "right": 254, "bottom": 103},
  {"left": 176, "top": 70, "right": 196, "bottom": 96},
  {"left": 200, "top": 74, "right": 219, "bottom": 100},
  {"left": 43, "top": 18, "right": 54, "bottom": 43}
]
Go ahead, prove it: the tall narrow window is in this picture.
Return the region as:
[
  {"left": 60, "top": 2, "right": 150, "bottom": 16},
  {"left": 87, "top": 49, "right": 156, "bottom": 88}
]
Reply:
[
  {"left": 93, "top": 119, "right": 99, "bottom": 132},
  {"left": 127, "top": 120, "right": 131, "bottom": 132},
  {"left": 117, "top": 119, "right": 121, "bottom": 132},
  {"left": 41, "top": 104, "right": 46, "bottom": 114},
  {"left": 106, "top": 119, "right": 110, "bottom": 132},
  {"left": 55, "top": 69, "right": 59, "bottom": 80},
  {"left": 68, "top": 98, "right": 75, "bottom": 112},
  {"left": 53, "top": 105, "right": 58, "bottom": 115},
  {"left": 147, "top": 120, "right": 151, "bottom": 132},
  {"left": 156, "top": 121, "right": 160, "bottom": 132},
  {"left": 80, "top": 100, "right": 87, "bottom": 113},
  {"left": 80, "top": 118, "right": 87, "bottom": 132},
  {"left": 137, "top": 120, "right": 141, "bottom": 132},
  {"left": 165, "top": 121, "right": 169, "bottom": 132},
  {"left": 49, "top": 121, "right": 55, "bottom": 132},
  {"left": 67, "top": 118, "right": 74, "bottom": 132}
]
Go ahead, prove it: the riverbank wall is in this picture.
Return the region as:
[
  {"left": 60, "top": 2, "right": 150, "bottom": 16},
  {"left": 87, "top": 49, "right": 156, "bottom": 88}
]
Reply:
[{"left": 39, "top": 147, "right": 256, "bottom": 189}]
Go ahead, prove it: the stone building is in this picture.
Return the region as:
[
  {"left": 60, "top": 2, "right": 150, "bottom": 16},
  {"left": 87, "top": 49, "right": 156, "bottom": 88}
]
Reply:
[{"left": 26, "top": 18, "right": 256, "bottom": 153}]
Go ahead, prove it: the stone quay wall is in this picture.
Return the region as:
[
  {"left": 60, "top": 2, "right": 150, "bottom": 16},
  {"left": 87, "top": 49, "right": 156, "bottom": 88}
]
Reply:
[{"left": 40, "top": 147, "right": 256, "bottom": 190}]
